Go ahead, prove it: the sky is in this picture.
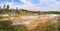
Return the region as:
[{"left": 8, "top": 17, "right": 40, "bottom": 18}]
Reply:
[{"left": 0, "top": 0, "right": 60, "bottom": 11}]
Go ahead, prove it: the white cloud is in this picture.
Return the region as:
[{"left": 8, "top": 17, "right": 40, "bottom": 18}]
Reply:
[
  {"left": 19, "top": 0, "right": 60, "bottom": 11},
  {"left": 20, "top": 0, "right": 32, "bottom": 4},
  {"left": 0, "top": 2, "right": 15, "bottom": 9},
  {"left": 0, "top": 0, "right": 18, "bottom": 9},
  {"left": 0, "top": 0, "right": 60, "bottom": 11}
]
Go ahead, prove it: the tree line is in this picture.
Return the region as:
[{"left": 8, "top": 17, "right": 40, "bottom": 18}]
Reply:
[{"left": 0, "top": 4, "right": 60, "bottom": 14}]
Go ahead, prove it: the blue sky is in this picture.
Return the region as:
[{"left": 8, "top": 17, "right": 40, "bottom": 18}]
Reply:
[{"left": 0, "top": 0, "right": 60, "bottom": 11}]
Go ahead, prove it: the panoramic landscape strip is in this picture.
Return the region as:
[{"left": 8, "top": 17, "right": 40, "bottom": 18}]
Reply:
[{"left": 0, "top": 4, "right": 60, "bottom": 31}]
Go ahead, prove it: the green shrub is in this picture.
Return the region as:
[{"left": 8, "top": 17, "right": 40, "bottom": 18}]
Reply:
[{"left": 0, "top": 20, "right": 12, "bottom": 31}]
